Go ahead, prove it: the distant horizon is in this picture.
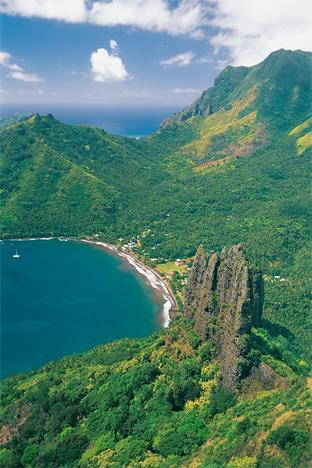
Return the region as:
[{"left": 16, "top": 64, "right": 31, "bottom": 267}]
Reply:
[
  {"left": 0, "top": 103, "right": 183, "bottom": 136},
  {"left": 0, "top": 102, "right": 186, "bottom": 112}
]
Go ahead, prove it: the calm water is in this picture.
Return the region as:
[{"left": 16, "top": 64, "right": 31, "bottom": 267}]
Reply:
[
  {"left": 0, "top": 105, "right": 179, "bottom": 137},
  {"left": 0, "top": 240, "right": 162, "bottom": 378}
]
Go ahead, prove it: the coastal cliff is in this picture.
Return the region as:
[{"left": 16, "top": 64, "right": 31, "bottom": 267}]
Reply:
[{"left": 184, "top": 244, "right": 264, "bottom": 390}]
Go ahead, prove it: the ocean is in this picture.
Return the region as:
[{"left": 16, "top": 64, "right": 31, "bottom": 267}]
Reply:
[
  {"left": 1, "top": 240, "right": 163, "bottom": 378},
  {"left": 0, "top": 104, "right": 180, "bottom": 137}
]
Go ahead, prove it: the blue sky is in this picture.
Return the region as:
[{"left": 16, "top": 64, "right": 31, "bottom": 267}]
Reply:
[{"left": 0, "top": 0, "right": 310, "bottom": 108}]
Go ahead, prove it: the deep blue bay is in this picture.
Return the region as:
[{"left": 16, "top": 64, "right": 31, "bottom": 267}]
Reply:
[{"left": 1, "top": 240, "right": 163, "bottom": 378}]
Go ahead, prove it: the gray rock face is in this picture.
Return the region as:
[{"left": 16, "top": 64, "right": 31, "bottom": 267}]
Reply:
[{"left": 184, "top": 244, "right": 264, "bottom": 390}]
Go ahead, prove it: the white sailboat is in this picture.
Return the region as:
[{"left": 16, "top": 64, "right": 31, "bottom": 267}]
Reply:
[{"left": 12, "top": 249, "right": 20, "bottom": 258}]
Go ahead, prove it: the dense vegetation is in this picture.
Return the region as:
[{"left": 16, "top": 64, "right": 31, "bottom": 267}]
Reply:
[
  {"left": 1, "top": 320, "right": 311, "bottom": 467},
  {"left": 0, "top": 49, "right": 311, "bottom": 466}
]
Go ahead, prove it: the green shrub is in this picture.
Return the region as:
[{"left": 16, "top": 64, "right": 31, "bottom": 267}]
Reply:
[
  {"left": 267, "top": 424, "right": 309, "bottom": 457},
  {"left": 20, "top": 444, "right": 39, "bottom": 466},
  {"left": 153, "top": 414, "right": 207, "bottom": 457},
  {"left": 168, "top": 378, "right": 201, "bottom": 411},
  {"left": 0, "top": 448, "right": 12, "bottom": 465},
  {"left": 54, "top": 432, "right": 89, "bottom": 465},
  {"left": 114, "top": 436, "right": 147, "bottom": 465},
  {"left": 208, "top": 386, "right": 237, "bottom": 418}
]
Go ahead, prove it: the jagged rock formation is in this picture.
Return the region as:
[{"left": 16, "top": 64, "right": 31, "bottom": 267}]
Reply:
[{"left": 184, "top": 244, "right": 264, "bottom": 390}]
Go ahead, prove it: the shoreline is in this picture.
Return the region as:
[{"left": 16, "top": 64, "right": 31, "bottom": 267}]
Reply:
[{"left": 3, "top": 236, "right": 177, "bottom": 328}]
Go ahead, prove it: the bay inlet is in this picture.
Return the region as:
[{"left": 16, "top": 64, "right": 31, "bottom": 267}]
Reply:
[{"left": 1, "top": 239, "right": 167, "bottom": 378}]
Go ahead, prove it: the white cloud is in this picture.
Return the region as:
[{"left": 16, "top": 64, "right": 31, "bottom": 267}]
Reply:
[
  {"left": 90, "top": 47, "right": 130, "bottom": 83},
  {"left": 9, "top": 70, "right": 43, "bottom": 82},
  {"left": 0, "top": 0, "right": 208, "bottom": 37},
  {"left": 0, "top": 0, "right": 87, "bottom": 22},
  {"left": 2, "top": 1, "right": 311, "bottom": 68},
  {"left": 88, "top": 0, "right": 206, "bottom": 37},
  {"left": 8, "top": 63, "right": 23, "bottom": 71},
  {"left": 172, "top": 87, "right": 199, "bottom": 94},
  {"left": 197, "top": 56, "right": 212, "bottom": 64},
  {"left": 160, "top": 51, "right": 194, "bottom": 67},
  {"left": 209, "top": 0, "right": 312, "bottom": 66},
  {"left": 0, "top": 51, "right": 12, "bottom": 66},
  {"left": 110, "top": 39, "right": 118, "bottom": 51},
  {"left": 0, "top": 50, "right": 44, "bottom": 81}
]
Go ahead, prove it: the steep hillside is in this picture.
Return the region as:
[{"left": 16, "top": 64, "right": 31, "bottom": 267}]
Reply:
[
  {"left": 156, "top": 49, "right": 312, "bottom": 165},
  {"left": 0, "top": 120, "right": 118, "bottom": 237},
  {"left": 0, "top": 114, "right": 165, "bottom": 238},
  {"left": 161, "top": 49, "right": 312, "bottom": 129},
  {"left": 289, "top": 116, "right": 312, "bottom": 155}
]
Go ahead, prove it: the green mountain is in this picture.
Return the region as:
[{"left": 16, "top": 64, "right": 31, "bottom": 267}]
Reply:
[
  {"left": 0, "top": 113, "right": 164, "bottom": 238},
  {"left": 163, "top": 49, "right": 311, "bottom": 127},
  {"left": 0, "top": 49, "right": 311, "bottom": 467},
  {"left": 157, "top": 49, "right": 311, "bottom": 165}
]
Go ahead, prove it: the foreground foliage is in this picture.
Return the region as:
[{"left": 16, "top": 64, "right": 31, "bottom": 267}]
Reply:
[{"left": 1, "top": 320, "right": 311, "bottom": 467}]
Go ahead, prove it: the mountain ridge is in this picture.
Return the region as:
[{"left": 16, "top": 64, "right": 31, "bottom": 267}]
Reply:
[{"left": 161, "top": 49, "right": 312, "bottom": 128}]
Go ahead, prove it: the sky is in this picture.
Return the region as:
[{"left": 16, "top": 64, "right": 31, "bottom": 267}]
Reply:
[{"left": 0, "top": 0, "right": 311, "bottom": 110}]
